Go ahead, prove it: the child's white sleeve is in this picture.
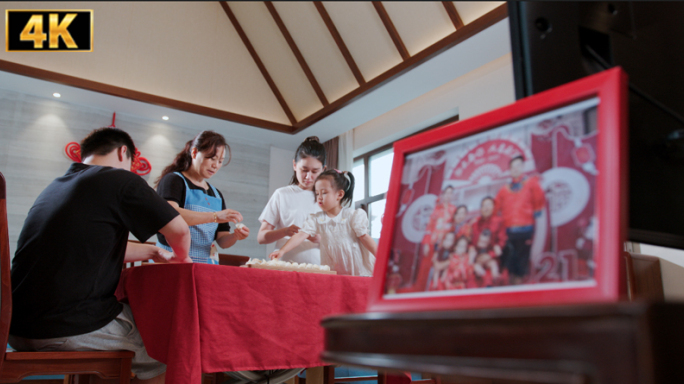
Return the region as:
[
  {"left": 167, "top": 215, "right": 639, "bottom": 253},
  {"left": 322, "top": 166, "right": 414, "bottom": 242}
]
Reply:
[
  {"left": 351, "top": 209, "right": 370, "bottom": 238},
  {"left": 300, "top": 213, "right": 317, "bottom": 236}
]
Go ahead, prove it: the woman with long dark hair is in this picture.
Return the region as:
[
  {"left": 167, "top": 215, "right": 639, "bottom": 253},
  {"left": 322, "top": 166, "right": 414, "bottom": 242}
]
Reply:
[
  {"left": 155, "top": 131, "right": 249, "bottom": 263},
  {"left": 257, "top": 136, "right": 325, "bottom": 264}
]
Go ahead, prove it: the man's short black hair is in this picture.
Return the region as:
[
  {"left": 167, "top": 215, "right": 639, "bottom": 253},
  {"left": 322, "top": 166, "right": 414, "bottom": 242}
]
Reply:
[
  {"left": 509, "top": 155, "right": 525, "bottom": 166},
  {"left": 80, "top": 128, "right": 136, "bottom": 160}
]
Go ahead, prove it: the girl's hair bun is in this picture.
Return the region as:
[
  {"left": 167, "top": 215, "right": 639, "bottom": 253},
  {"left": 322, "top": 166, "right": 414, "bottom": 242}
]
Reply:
[{"left": 305, "top": 136, "right": 320, "bottom": 143}]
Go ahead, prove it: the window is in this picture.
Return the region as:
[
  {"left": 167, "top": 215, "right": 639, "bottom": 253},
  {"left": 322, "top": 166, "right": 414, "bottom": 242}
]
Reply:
[
  {"left": 352, "top": 115, "right": 460, "bottom": 242},
  {"left": 353, "top": 146, "right": 394, "bottom": 242}
]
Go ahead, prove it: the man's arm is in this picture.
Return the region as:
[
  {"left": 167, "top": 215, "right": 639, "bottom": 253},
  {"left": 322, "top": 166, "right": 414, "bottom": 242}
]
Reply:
[
  {"left": 124, "top": 241, "right": 183, "bottom": 263},
  {"left": 158, "top": 215, "right": 192, "bottom": 263}
]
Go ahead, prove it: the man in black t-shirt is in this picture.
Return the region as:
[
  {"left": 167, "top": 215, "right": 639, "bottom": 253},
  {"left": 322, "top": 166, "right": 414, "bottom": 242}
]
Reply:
[{"left": 9, "top": 128, "right": 191, "bottom": 384}]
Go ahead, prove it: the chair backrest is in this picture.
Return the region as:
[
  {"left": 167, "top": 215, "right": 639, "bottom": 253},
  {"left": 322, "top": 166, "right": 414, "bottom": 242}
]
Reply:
[
  {"left": 624, "top": 251, "right": 664, "bottom": 302},
  {"left": 218, "top": 253, "right": 250, "bottom": 267},
  {"left": 0, "top": 172, "right": 12, "bottom": 367}
]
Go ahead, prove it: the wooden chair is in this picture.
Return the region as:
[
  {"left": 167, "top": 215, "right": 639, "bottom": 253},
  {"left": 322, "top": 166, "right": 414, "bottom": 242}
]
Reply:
[
  {"left": 0, "top": 172, "right": 135, "bottom": 383},
  {"left": 323, "top": 366, "right": 386, "bottom": 384},
  {"left": 322, "top": 366, "right": 440, "bottom": 384},
  {"left": 218, "top": 253, "right": 250, "bottom": 267},
  {"left": 624, "top": 251, "right": 665, "bottom": 302}
]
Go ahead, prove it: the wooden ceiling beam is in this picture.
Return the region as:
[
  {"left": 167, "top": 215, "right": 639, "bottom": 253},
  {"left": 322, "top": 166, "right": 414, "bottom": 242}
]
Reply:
[
  {"left": 0, "top": 4, "right": 506, "bottom": 135},
  {"left": 373, "top": 2, "right": 410, "bottom": 60},
  {"left": 293, "top": 4, "right": 507, "bottom": 133},
  {"left": 313, "top": 2, "right": 366, "bottom": 86},
  {"left": 443, "top": 1, "right": 465, "bottom": 30},
  {"left": 0, "top": 59, "right": 295, "bottom": 133},
  {"left": 220, "top": 1, "right": 297, "bottom": 125},
  {"left": 265, "top": 2, "right": 329, "bottom": 106}
]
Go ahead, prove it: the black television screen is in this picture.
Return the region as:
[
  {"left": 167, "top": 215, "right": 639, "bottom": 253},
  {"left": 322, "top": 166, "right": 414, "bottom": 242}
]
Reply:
[{"left": 508, "top": 1, "right": 684, "bottom": 249}]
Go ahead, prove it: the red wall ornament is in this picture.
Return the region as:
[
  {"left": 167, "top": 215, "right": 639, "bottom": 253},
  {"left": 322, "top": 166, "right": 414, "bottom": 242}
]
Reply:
[
  {"left": 63, "top": 142, "right": 152, "bottom": 176},
  {"left": 62, "top": 112, "right": 152, "bottom": 176},
  {"left": 64, "top": 142, "right": 81, "bottom": 163}
]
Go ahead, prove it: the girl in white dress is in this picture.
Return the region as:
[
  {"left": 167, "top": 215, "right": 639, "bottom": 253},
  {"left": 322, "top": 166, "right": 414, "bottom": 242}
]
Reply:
[
  {"left": 269, "top": 170, "right": 377, "bottom": 276},
  {"left": 257, "top": 137, "right": 325, "bottom": 265}
]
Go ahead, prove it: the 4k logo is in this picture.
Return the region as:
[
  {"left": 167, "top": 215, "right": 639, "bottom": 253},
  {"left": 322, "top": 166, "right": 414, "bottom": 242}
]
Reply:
[{"left": 6, "top": 10, "right": 93, "bottom": 51}]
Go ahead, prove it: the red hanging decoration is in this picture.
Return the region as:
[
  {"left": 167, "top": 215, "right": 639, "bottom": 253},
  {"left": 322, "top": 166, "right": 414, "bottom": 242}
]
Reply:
[
  {"left": 131, "top": 149, "right": 152, "bottom": 176},
  {"left": 64, "top": 142, "right": 81, "bottom": 162},
  {"left": 63, "top": 112, "right": 152, "bottom": 176}
]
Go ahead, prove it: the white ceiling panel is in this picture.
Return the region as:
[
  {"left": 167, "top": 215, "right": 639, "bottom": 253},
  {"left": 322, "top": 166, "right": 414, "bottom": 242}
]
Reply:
[
  {"left": 383, "top": 2, "right": 455, "bottom": 56},
  {"left": 273, "top": 2, "right": 358, "bottom": 103},
  {"left": 453, "top": 1, "right": 506, "bottom": 25},
  {"left": 323, "top": 1, "right": 403, "bottom": 81},
  {"left": 229, "top": 1, "right": 322, "bottom": 121}
]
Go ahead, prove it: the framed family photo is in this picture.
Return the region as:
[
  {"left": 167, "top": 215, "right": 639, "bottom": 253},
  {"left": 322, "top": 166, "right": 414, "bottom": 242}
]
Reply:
[{"left": 367, "top": 67, "right": 628, "bottom": 312}]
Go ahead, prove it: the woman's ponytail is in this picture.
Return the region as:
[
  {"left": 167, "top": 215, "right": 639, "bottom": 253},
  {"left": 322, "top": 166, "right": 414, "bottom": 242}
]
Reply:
[
  {"left": 155, "top": 140, "right": 193, "bottom": 187},
  {"left": 155, "top": 130, "right": 228, "bottom": 187}
]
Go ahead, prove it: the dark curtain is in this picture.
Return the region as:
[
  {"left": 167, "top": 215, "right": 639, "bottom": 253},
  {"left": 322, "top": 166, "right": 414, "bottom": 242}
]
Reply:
[{"left": 323, "top": 136, "right": 339, "bottom": 171}]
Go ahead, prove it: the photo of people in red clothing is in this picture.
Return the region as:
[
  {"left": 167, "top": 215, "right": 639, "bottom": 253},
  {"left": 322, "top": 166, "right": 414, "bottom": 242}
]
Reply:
[{"left": 385, "top": 98, "right": 600, "bottom": 296}]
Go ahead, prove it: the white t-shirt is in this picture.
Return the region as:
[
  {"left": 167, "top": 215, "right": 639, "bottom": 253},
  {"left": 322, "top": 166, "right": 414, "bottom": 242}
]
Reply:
[
  {"left": 259, "top": 184, "right": 321, "bottom": 264},
  {"left": 300, "top": 207, "right": 376, "bottom": 277}
]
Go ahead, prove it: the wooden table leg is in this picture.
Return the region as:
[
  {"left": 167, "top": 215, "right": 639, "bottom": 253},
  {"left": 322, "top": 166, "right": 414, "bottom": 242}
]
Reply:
[
  {"left": 306, "top": 367, "right": 325, "bottom": 384},
  {"left": 285, "top": 375, "right": 298, "bottom": 384}
]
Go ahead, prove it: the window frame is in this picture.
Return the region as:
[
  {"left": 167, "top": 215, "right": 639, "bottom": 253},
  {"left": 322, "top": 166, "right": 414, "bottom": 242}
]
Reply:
[
  {"left": 354, "top": 143, "right": 394, "bottom": 213},
  {"left": 353, "top": 114, "right": 461, "bottom": 214}
]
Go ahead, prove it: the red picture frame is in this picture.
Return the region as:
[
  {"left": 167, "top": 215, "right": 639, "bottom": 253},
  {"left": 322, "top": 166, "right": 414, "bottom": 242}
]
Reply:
[{"left": 367, "top": 68, "right": 628, "bottom": 312}]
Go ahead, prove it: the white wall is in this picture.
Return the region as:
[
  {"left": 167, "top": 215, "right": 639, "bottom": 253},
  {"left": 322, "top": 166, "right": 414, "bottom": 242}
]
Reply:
[
  {"left": 353, "top": 53, "right": 515, "bottom": 156},
  {"left": 263, "top": 146, "right": 296, "bottom": 257},
  {"left": 0, "top": 89, "right": 269, "bottom": 258}
]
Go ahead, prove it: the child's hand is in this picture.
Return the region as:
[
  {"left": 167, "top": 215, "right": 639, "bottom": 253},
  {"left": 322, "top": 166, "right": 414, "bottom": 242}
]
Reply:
[
  {"left": 493, "top": 244, "right": 502, "bottom": 257},
  {"left": 307, "top": 234, "right": 321, "bottom": 244},
  {"left": 269, "top": 250, "right": 283, "bottom": 260}
]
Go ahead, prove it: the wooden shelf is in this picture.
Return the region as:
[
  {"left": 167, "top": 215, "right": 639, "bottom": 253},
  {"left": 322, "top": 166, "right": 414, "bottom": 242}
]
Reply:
[{"left": 322, "top": 302, "right": 684, "bottom": 384}]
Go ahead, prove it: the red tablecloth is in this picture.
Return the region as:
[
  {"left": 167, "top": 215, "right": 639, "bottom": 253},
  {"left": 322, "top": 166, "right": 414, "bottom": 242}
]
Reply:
[{"left": 115, "top": 263, "right": 371, "bottom": 384}]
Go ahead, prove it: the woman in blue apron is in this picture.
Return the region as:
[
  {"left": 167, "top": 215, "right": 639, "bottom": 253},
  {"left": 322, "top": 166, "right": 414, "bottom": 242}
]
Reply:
[{"left": 155, "top": 131, "right": 249, "bottom": 263}]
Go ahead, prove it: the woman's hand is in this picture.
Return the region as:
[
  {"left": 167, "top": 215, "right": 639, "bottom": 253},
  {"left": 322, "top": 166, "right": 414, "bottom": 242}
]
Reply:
[
  {"left": 234, "top": 225, "right": 250, "bottom": 240},
  {"left": 216, "top": 209, "right": 243, "bottom": 224},
  {"left": 283, "top": 224, "right": 300, "bottom": 237},
  {"left": 269, "top": 249, "right": 284, "bottom": 260}
]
